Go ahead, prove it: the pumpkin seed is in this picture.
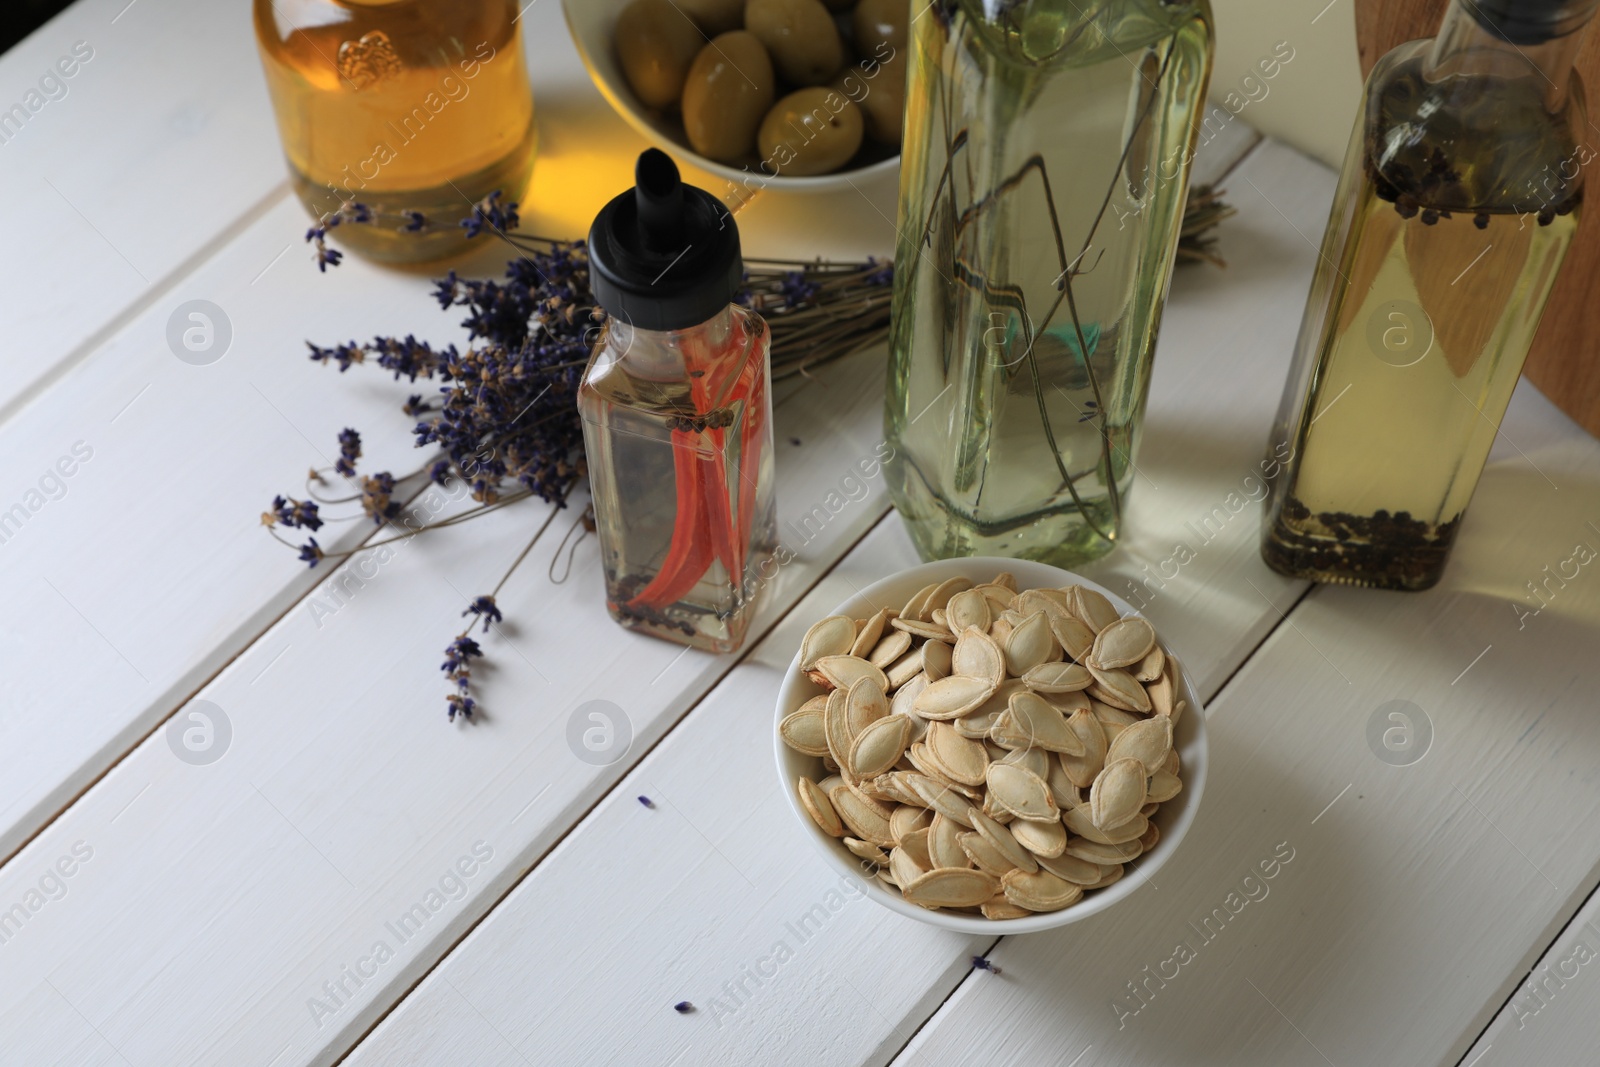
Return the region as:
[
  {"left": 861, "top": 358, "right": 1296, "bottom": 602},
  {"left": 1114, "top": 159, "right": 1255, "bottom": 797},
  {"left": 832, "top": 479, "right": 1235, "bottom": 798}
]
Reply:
[
  {"left": 1002, "top": 868, "right": 1083, "bottom": 912},
  {"left": 1087, "top": 665, "right": 1152, "bottom": 712},
  {"left": 925, "top": 576, "right": 974, "bottom": 614},
  {"left": 815, "top": 655, "right": 889, "bottom": 693},
  {"left": 829, "top": 785, "right": 895, "bottom": 848},
  {"left": 928, "top": 721, "right": 989, "bottom": 786},
  {"left": 779, "top": 700, "right": 830, "bottom": 756},
  {"left": 800, "top": 615, "right": 856, "bottom": 671},
  {"left": 967, "top": 806, "right": 1039, "bottom": 873},
  {"left": 991, "top": 690, "right": 1083, "bottom": 755},
  {"left": 1071, "top": 587, "right": 1120, "bottom": 632},
  {"left": 958, "top": 830, "right": 1019, "bottom": 876},
  {"left": 1008, "top": 813, "right": 1067, "bottom": 858},
  {"left": 1022, "top": 661, "right": 1094, "bottom": 694},
  {"left": 844, "top": 837, "right": 888, "bottom": 866},
  {"left": 1090, "top": 617, "right": 1156, "bottom": 670},
  {"left": 921, "top": 639, "right": 953, "bottom": 681},
  {"left": 946, "top": 588, "right": 992, "bottom": 633},
  {"left": 1049, "top": 614, "right": 1097, "bottom": 662},
  {"left": 977, "top": 584, "right": 1016, "bottom": 610},
  {"left": 891, "top": 616, "right": 953, "bottom": 642},
  {"left": 890, "top": 672, "right": 928, "bottom": 718},
  {"left": 1084, "top": 865, "right": 1125, "bottom": 891},
  {"left": 913, "top": 674, "right": 996, "bottom": 720},
  {"left": 1148, "top": 769, "right": 1182, "bottom": 803},
  {"left": 798, "top": 777, "right": 844, "bottom": 837},
  {"left": 1064, "top": 838, "right": 1142, "bottom": 865},
  {"left": 1046, "top": 755, "right": 1083, "bottom": 809},
  {"left": 1134, "top": 642, "right": 1166, "bottom": 683},
  {"left": 823, "top": 688, "right": 852, "bottom": 766},
  {"left": 900, "top": 582, "right": 939, "bottom": 623},
  {"left": 873, "top": 772, "right": 924, "bottom": 807},
  {"left": 1090, "top": 757, "right": 1149, "bottom": 831},
  {"left": 1106, "top": 716, "right": 1173, "bottom": 775},
  {"left": 1139, "top": 822, "right": 1160, "bottom": 852},
  {"left": 1145, "top": 668, "right": 1175, "bottom": 717},
  {"left": 901, "top": 867, "right": 997, "bottom": 909},
  {"left": 998, "top": 745, "right": 1049, "bottom": 780},
  {"left": 986, "top": 762, "right": 1058, "bottom": 823},
  {"left": 1004, "top": 611, "right": 1058, "bottom": 676},
  {"left": 890, "top": 846, "right": 927, "bottom": 888},
  {"left": 868, "top": 629, "right": 913, "bottom": 669},
  {"left": 891, "top": 804, "right": 932, "bottom": 842},
  {"left": 992, "top": 572, "right": 1017, "bottom": 591},
  {"left": 851, "top": 608, "right": 889, "bottom": 659},
  {"left": 846, "top": 676, "right": 889, "bottom": 736},
  {"left": 909, "top": 774, "right": 976, "bottom": 827},
  {"left": 849, "top": 714, "right": 911, "bottom": 779},
  {"left": 952, "top": 626, "right": 1005, "bottom": 685},
  {"left": 928, "top": 813, "right": 970, "bottom": 869},
  {"left": 1063, "top": 805, "right": 1146, "bottom": 844},
  {"left": 883, "top": 649, "right": 920, "bottom": 690},
  {"left": 1035, "top": 851, "right": 1104, "bottom": 884},
  {"left": 981, "top": 898, "right": 1032, "bottom": 920},
  {"left": 898, "top": 826, "right": 933, "bottom": 868},
  {"left": 1059, "top": 708, "right": 1108, "bottom": 788},
  {"left": 930, "top": 608, "right": 948, "bottom": 629}
]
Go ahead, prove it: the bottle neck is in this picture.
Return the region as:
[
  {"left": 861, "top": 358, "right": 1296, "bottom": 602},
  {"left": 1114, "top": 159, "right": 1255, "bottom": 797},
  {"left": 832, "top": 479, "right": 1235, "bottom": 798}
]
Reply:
[
  {"left": 1427, "top": 0, "right": 1596, "bottom": 109},
  {"left": 603, "top": 305, "right": 740, "bottom": 385}
]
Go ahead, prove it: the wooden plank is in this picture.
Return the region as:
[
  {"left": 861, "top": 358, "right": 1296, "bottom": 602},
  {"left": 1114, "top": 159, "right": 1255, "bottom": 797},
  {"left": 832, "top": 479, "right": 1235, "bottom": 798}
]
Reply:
[
  {"left": 0, "top": 0, "right": 287, "bottom": 424},
  {"left": 337, "top": 138, "right": 1325, "bottom": 1067},
  {"left": 888, "top": 379, "right": 1600, "bottom": 1067},
  {"left": 1462, "top": 884, "right": 1600, "bottom": 1064}
]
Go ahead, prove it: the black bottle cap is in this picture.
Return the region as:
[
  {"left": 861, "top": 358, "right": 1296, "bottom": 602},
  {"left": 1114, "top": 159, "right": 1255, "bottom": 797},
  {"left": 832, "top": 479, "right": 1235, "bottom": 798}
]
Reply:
[
  {"left": 587, "top": 149, "right": 743, "bottom": 332},
  {"left": 1468, "top": 0, "right": 1600, "bottom": 44}
]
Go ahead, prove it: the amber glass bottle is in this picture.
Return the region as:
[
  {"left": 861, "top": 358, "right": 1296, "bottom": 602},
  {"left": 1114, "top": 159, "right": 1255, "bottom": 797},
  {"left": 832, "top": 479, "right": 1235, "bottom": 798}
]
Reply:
[{"left": 254, "top": 0, "right": 536, "bottom": 263}]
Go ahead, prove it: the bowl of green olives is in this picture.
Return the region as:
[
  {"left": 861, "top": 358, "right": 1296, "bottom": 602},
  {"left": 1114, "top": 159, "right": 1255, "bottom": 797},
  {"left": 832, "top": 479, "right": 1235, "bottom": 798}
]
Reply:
[{"left": 563, "top": 0, "right": 907, "bottom": 193}]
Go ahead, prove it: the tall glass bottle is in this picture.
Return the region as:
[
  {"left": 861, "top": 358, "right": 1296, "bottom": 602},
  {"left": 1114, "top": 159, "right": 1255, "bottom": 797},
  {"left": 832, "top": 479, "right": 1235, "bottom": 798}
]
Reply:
[
  {"left": 254, "top": 0, "right": 537, "bottom": 263},
  {"left": 580, "top": 151, "right": 776, "bottom": 653},
  {"left": 1263, "top": 0, "right": 1595, "bottom": 590},
  {"left": 885, "top": 0, "right": 1213, "bottom": 566}
]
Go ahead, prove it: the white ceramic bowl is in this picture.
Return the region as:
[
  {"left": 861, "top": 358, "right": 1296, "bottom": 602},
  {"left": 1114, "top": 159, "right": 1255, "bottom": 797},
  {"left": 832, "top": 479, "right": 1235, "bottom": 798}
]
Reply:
[
  {"left": 561, "top": 0, "right": 901, "bottom": 194},
  {"left": 773, "top": 557, "right": 1208, "bottom": 934}
]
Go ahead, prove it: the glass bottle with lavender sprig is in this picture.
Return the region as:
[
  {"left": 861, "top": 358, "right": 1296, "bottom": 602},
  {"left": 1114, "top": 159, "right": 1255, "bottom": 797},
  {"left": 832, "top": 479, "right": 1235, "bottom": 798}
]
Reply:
[
  {"left": 885, "top": 0, "right": 1214, "bottom": 566},
  {"left": 579, "top": 150, "right": 777, "bottom": 653}
]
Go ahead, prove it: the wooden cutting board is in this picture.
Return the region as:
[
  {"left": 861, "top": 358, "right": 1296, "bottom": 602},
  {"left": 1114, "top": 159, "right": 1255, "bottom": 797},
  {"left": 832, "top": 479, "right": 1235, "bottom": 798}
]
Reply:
[{"left": 1356, "top": 0, "right": 1600, "bottom": 437}]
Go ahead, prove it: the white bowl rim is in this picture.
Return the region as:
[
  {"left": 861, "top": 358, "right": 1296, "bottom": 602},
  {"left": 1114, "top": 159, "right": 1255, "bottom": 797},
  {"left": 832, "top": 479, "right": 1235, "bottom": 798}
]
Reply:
[
  {"left": 773, "top": 556, "right": 1209, "bottom": 934},
  {"left": 560, "top": 0, "right": 902, "bottom": 194}
]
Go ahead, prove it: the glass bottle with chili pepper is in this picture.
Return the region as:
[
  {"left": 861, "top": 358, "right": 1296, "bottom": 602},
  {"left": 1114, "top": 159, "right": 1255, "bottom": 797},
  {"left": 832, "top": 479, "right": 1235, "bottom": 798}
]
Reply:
[{"left": 580, "top": 149, "right": 777, "bottom": 653}]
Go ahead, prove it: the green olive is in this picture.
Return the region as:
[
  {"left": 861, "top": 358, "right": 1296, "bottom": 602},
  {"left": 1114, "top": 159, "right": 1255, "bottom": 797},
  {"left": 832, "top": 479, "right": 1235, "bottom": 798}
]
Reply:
[
  {"left": 682, "top": 31, "right": 776, "bottom": 163},
  {"left": 614, "top": 0, "right": 706, "bottom": 110},
  {"left": 676, "top": 0, "right": 745, "bottom": 35},
  {"left": 757, "top": 87, "right": 864, "bottom": 176},
  {"left": 852, "top": 0, "right": 909, "bottom": 56},
  {"left": 745, "top": 0, "right": 844, "bottom": 87},
  {"left": 834, "top": 50, "right": 905, "bottom": 146}
]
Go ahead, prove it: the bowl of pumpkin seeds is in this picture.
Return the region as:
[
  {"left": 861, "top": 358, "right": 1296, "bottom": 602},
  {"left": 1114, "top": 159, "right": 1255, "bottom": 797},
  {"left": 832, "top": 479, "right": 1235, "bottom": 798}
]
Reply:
[{"left": 774, "top": 557, "right": 1207, "bottom": 933}]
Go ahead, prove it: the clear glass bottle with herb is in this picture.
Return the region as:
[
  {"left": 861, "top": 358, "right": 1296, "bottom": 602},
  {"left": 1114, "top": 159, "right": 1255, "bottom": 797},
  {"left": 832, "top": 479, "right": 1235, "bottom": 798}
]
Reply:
[
  {"left": 1262, "top": 0, "right": 1595, "bottom": 591},
  {"left": 884, "top": 0, "right": 1214, "bottom": 565},
  {"left": 579, "top": 150, "right": 776, "bottom": 653},
  {"left": 254, "top": 0, "right": 537, "bottom": 263}
]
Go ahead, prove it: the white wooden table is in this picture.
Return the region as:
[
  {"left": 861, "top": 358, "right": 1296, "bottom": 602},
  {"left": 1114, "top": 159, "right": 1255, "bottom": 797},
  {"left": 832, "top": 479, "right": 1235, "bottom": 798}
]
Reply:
[{"left": 3, "top": 3, "right": 1599, "bottom": 1065}]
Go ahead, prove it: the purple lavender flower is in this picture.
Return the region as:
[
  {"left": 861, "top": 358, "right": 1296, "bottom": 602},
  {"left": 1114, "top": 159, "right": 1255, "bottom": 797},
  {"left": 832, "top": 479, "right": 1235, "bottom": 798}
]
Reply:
[
  {"left": 297, "top": 538, "right": 324, "bottom": 567},
  {"left": 462, "top": 595, "right": 503, "bottom": 633},
  {"left": 336, "top": 428, "right": 362, "bottom": 477}
]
